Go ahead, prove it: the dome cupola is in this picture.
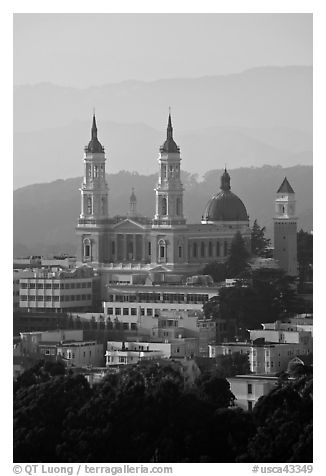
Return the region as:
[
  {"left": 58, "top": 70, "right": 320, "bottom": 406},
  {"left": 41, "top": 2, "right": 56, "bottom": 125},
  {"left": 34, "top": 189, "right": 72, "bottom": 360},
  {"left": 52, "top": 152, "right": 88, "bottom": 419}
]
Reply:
[{"left": 201, "top": 168, "right": 248, "bottom": 222}]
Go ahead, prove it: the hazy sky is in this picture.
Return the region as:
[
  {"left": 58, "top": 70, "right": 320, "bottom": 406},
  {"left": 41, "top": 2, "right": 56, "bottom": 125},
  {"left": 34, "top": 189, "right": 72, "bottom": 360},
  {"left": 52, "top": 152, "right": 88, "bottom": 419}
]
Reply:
[{"left": 14, "top": 13, "right": 312, "bottom": 88}]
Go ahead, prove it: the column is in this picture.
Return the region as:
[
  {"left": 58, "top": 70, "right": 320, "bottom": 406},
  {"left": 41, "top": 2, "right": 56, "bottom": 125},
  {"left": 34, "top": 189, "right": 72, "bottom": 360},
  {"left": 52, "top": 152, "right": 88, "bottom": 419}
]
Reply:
[
  {"left": 123, "top": 235, "right": 127, "bottom": 261},
  {"left": 142, "top": 236, "right": 146, "bottom": 262},
  {"left": 133, "top": 234, "right": 137, "bottom": 261}
]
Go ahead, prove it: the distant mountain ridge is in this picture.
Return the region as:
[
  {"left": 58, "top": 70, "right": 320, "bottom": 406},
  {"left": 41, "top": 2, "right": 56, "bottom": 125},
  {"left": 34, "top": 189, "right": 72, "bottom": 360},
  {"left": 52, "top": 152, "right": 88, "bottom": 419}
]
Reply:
[
  {"left": 14, "top": 66, "right": 312, "bottom": 189},
  {"left": 13, "top": 166, "right": 313, "bottom": 258}
]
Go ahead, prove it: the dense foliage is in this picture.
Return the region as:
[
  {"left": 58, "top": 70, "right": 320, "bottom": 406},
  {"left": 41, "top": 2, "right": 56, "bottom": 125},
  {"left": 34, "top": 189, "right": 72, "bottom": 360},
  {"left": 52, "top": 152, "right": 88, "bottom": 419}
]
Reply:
[
  {"left": 251, "top": 219, "right": 271, "bottom": 256},
  {"left": 14, "top": 361, "right": 312, "bottom": 463},
  {"left": 297, "top": 229, "right": 313, "bottom": 291}
]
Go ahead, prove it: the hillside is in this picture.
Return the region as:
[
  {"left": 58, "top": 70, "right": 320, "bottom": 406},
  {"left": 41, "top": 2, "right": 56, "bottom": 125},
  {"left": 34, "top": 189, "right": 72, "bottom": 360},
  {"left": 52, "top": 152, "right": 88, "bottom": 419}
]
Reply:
[
  {"left": 13, "top": 165, "right": 313, "bottom": 257},
  {"left": 14, "top": 66, "right": 312, "bottom": 189}
]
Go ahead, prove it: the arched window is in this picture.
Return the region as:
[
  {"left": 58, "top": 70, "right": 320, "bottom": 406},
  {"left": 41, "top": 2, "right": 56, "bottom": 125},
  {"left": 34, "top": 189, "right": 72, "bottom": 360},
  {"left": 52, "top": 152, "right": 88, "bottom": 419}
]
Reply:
[
  {"left": 84, "top": 239, "right": 91, "bottom": 259},
  {"left": 162, "top": 197, "right": 167, "bottom": 215},
  {"left": 201, "top": 242, "right": 205, "bottom": 257},
  {"left": 208, "top": 242, "right": 212, "bottom": 257},
  {"left": 178, "top": 246, "right": 182, "bottom": 259},
  {"left": 216, "top": 241, "right": 220, "bottom": 257},
  {"left": 159, "top": 240, "right": 166, "bottom": 261},
  {"left": 193, "top": 242, "right": 197, "bottom": 258}
]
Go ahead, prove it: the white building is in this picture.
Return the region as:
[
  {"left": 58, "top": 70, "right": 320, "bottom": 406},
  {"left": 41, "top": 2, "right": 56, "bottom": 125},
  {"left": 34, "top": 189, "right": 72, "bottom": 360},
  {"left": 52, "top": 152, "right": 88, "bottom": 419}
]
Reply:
[
  {"left": 105, "top": 338, "right": 199, "bottom": 366},
  {"left": 19, "top": 266, "right": 94, "bottom": 311},
  {"left": 209, "top": 340, "right": 312, "bottom": 374},
  {"left": 228, "top": 374, "right": 279, "bottom": 411}
]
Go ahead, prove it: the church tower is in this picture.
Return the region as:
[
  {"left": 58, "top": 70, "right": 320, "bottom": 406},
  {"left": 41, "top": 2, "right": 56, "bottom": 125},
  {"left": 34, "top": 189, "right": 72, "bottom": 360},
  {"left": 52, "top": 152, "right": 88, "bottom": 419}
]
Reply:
[
  {"left": 76, "top": 114, "right": 109, "bottom": 263},
  {"left": 273, "top": 177, "right": 298, "bottom": 276},
  {"left": 153, "top": 113, "right": 186, "bottom": 227}
]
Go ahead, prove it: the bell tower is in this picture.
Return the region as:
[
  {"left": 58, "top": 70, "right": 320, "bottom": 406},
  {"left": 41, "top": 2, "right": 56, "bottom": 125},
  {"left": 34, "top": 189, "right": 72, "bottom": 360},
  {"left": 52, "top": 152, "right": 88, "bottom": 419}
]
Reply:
[
  {"left": 76, "top": 114, "right": 109, "bottom": 264},
  {"left": 153, "top": 112, "right": 186, "bottom": 227},
  {"left": 273, "top": 177, "right": 298, "bottom": 276}
]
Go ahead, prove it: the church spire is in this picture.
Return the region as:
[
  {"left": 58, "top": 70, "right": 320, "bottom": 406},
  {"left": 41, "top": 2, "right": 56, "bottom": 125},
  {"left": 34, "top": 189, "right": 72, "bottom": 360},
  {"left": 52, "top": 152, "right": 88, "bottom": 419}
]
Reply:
[
  {"left": 167, "top": 112, "right": 173, "bottom": 140},
  {"left": 160, "top": 110, "right": 179, "bottom": 153},
  {"left": 86, "top": 113, "right": 104, "bottom": 153},
  {"left": 91, "top": 113, "right": 98, "bottom": 140}
]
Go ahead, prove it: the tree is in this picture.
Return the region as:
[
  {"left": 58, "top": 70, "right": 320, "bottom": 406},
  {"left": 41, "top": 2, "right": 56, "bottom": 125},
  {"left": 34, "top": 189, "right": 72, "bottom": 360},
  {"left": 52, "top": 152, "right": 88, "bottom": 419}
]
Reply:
[
  {"left": 251, "top": 219, "right": 271, "bottom": 256},
  {"left": 226, "top": 231, "right": 250, "bottom": 278},
  {"left": 201, "top": 262, "right": 227, "bottom": 283},
  {"left": 215, "top": 353, "right": 251, "bottom": 378},
  {"left": 194, "top": 373, "right": 235, "bottom": 409},
  {"left": 240, "top": 374, "right": 313, "bottom": 462},
  {"left": 297, "top": 229, "right": 313, "bottom": 290}
]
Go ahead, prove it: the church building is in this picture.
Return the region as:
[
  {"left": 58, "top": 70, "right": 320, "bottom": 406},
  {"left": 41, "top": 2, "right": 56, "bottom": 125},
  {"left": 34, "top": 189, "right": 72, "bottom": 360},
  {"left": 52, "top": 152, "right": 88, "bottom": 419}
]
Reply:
[{"left": 76, "top": 113, "right": 251, "bottom": 283}]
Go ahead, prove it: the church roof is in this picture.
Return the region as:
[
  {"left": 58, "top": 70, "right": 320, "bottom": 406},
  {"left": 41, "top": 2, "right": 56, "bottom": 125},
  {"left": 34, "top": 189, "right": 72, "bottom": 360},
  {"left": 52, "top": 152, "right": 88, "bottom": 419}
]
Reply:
[
  {"left": 202, "top": 169, "right": 249, "bottom": 222},
  {"left": 85, "top": 114, "right": 104, "bottom": 153},
  {"left": 277, "top": 177, "right": 295, "bottom": 194},
  {"left": 160, "top": 113, "right": 180, "bottom": 153}
]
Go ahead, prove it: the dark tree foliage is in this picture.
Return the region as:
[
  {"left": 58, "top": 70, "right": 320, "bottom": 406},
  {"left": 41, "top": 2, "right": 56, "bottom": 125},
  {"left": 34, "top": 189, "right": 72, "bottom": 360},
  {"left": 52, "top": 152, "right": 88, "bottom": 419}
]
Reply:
[
  {"left": 201, "top": 261, "right": 227, "bottom": 283},
  {"left": 239, "top": 374, "right": 313, "bottom": 463},
  {"left": 14, "top": 360, "right": 66, "bottom": 393},
  {"left": 214, "top": 353, "right": 251, "bottom": 378},
  {"left": 226, "top": 231, "right": 250, "bottom": 278},
  {"left": 13, "top": 362, "right": 312, "bottom": 463},
  {"left": 218, "top": 268, "right": 308, "bottom": 333},
  {"left": 251, "top": 219, "right": 271, "bottom": 256},
  {"left": 14, "top": 374, "right": 92, "bottom": 462},
  {"left": 297, "top": 229, "right": 313, "bottom": 290}
]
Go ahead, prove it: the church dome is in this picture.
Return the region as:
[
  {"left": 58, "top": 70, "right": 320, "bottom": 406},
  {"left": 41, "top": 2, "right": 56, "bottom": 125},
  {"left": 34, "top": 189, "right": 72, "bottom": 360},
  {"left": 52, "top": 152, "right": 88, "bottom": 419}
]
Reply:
[{"left": 202, "top": 169, "right": 248, "bottom": 222}]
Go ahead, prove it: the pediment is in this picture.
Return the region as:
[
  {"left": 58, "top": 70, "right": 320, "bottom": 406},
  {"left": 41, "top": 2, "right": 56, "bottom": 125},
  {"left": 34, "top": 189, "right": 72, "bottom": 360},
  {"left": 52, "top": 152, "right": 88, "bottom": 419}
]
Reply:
[{"left": 112, "top": 218, "right": 146, "bottom": 231}]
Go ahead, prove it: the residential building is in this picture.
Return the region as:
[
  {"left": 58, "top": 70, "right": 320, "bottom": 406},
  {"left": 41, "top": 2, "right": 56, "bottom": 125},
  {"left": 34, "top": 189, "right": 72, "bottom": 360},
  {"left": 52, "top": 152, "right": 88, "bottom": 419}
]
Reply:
[
  {"left": 19, "top": 265, "right": 95, "bottom": 312},
  {"left": 228, "top": 374, "right": 279, "bottom": 411},
  {"left": 209, "top": 340, "right": 312, "bottom": 374}
]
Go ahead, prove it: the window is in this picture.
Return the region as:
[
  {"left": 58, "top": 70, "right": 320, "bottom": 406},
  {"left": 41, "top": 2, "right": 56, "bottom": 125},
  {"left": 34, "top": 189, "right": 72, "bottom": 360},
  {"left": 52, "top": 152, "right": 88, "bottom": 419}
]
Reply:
[
  {"left": 131, "top": 308, "right": 137, "bottom": 315},
  {"left": 248, "top": 384, "right": 252, "bottom": 394},
  {"left": 115, "top": 308, "right": 121, "bottom": 315},
  {"left": 107, "top": 307, "right": 113, "bottom": 315},
  {"left": 87, "top": 196, "right": 92, "bottom": 214},
  {"left": 248, "top": 401, "right": 253, "bottom": 412},
  {"left": 147, "top": 308, "right": 153, "bottom": 316},
  {"left": 148, "top": 241, "right": 151, "bottom": 255},
  {"left": 162, "top": 197, "right": 167, "bottom": 215},
  {"left": 45, "top": 283, "right": 52, "bottom": 289},
  {"left": 123, "top": 308, "right": 129, "bottom": 315},
  {"left": 160, "top": 245, "right": 165, "bottom": 258},
  {"left": 123, "top": 323, "right": 129, "bottom": 330},
  {"left": 178, "top": 246, "right": 182, "bottom": 258},
  {"left": 37, "top": 283, "right": 44, "bottom": 289},
  {"left": 224, "top": 241, "right": 228, "bottom": 256},
  {"left": 131, "top": 323, "right": 137, "bottom": 331}
]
